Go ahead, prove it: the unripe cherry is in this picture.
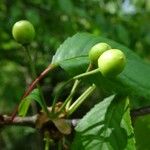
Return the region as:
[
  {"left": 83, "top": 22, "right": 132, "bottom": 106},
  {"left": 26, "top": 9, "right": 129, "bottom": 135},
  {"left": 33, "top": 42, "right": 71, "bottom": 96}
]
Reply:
[
  {"left": 98, "top": 49, "right": 126, "bottom": 77},
  {"left": 12, "top": 20, "right": 35, "bottom": 44},
  {"left": 89, "top": 42, "right": 111, "bottom": 64}
]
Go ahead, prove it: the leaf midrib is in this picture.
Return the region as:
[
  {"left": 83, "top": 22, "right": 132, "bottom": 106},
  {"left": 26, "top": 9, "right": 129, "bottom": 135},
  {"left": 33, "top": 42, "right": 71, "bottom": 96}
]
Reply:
[
  {"left": 99, "top": 102, "right": 116, "bottom": 150},
  {"left": 53, "top": 55, "right": 88, "bottom": 65},
  {"left": 58, "top": 53, "right": 150, "bottom": 95}
]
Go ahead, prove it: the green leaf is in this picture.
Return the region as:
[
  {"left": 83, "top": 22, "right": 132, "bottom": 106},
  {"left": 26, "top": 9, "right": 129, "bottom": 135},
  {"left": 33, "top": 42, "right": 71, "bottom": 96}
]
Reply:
[
  {"left": 18, "top": 89, "right": 42, "bottom": 116},
  {"left": 71, "top": 95, "right": 135, "bottom": 150},
  {"left": 52, "top": 32, "right": 150, "bottom": 99},
  {"left": 116, "top": 25, "right": 130, "bottom": 45},
  {"left": 18, "top": 98, "right": 31, "bottom": 117},
  {"left": 134, "top": 115, "right": 150, "bottom": 150}
]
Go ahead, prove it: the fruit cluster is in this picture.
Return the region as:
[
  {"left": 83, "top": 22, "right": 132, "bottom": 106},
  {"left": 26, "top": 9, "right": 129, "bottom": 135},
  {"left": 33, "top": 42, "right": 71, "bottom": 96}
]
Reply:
[
  {"left": 89, "top": 42, "right": 126, "bottom": 77},
  {"left": 12, "top": 20, "right": 126, "bottom": 78}
]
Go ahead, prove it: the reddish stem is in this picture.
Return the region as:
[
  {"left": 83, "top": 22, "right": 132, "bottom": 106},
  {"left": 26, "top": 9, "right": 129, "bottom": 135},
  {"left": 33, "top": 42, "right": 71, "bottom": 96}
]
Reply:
[{"left": 11, "top": 64, "right": 56, "bottom": 121}]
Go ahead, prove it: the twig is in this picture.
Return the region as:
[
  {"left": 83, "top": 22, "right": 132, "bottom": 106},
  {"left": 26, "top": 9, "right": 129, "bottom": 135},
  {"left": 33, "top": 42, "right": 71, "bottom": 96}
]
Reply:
[
  {"left": 23, "top": 64, "right": 56, "bottom": 99},
  {"left": 0, "top": 114, "right": 79, "bottom": 128},
  {"left": 11, "top": 64, "right": 56, "bottom": 121},
  {"left": 1, "top": 106, "right": 149, "bottom": 128},
  {"left": 131, "top": 106, "right": 150, "bottom": 118},
  {"left": 0, "top": 115, "right": 37, "bottom": 127}
]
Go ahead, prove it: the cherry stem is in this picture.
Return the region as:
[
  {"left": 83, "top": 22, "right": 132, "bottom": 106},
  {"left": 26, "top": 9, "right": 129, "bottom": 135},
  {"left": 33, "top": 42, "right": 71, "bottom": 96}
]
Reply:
[
  {"left": 65, "top": 63, "right": 93, "bottom": 110},
  {"left": 65, "top": 79, "right": 80, "bottom": 110},
  {"left": 55, "top": 64, "right": 96, "bottom": 116},
  {"left": 67, "top": 84, "right": 96, "bottom": 116},
  {"left": 51, "top": 79, "right": 73, "bottom": 113},
  {"left": 73, "top": 68, "right": 99, "bottom": 80}
]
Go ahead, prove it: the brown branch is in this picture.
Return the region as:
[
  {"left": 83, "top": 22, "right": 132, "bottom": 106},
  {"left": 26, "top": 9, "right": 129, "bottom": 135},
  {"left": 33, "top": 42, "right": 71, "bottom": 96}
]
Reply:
[
  {"left": 0, "top": 115, "right": 37, "bottom": 127},
  {"left": 1, "top": 105, "right": 148, "bottom": 128},
  {"left": 0, "top": 114, "right": 79, "bottom": 128},
  {"left": 131, "top": 106, "right": 150, "bottom": 118},
  {"left": 22, "top": 64, "right": 56, "bottom": 98},
  {"left": 11, "top": 64, "right": 56, "bottom": 121}
]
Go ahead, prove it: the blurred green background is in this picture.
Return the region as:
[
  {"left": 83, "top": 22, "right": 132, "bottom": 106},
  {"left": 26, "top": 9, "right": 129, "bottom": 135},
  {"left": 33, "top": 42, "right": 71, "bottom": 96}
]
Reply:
[{"left": 0, "top": 0, "right": 150, "bottom": 149}]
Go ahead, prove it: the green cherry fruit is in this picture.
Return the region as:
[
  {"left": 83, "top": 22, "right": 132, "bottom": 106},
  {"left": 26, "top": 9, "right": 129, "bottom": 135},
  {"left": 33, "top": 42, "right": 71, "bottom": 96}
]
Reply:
[
  {"left": 98, "top": 49, "right": 126, "bottom": 77},
  {"left": 12, "top": 20, "right": 35, "bottom": 44},
  {"left": 89, "top": 42, "right": 111, "bottom": 64}
]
